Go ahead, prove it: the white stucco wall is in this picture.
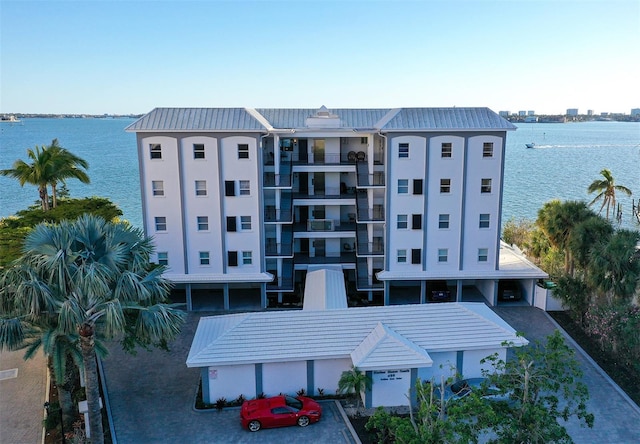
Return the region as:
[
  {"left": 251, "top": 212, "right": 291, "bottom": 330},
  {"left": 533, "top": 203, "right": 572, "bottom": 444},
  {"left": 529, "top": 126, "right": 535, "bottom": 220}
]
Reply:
[
  {"left": 180, "top": 136, "right": 223, "bottom": 273},
  {"left": 388, "top": 135, "right": 427, "bottom": 272},
  {"left": 208, "top": 364, "right": 256, "bottom": 401},
  {"left": 220, "top": 136, "right": 262, "bottom": 275},
  {"left": 141, "top": 136, "right": 185, "bottom": 272},
  {"left": 462, "top": 135, "right": 503, "bottom": 271},
  {"left": 417, "top": 351, "right": 458, "bottom": 383},
  {"left": 263, "top": 361, "right": 307, "bottom": 396},
  {"left": 371, "top": 369, "right": 412, "bottom": 407},
  {"left": 461, "top": 348, "right": 505, "bottom": 378},
  {"left": 314, "top": 358, "right": 352, "bottom": 395}
]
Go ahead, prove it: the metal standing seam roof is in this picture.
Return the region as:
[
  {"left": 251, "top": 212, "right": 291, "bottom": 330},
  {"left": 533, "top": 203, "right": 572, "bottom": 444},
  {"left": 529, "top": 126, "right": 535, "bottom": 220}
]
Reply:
[
  {"left": 126, "top": 107, "right": 515, "bottom": 132},
  {"left": 186, "top": 302, "right": 528, "bottom": 368},
  {"left": 125, "top": 107, "right": 267, "bottom": 132}
]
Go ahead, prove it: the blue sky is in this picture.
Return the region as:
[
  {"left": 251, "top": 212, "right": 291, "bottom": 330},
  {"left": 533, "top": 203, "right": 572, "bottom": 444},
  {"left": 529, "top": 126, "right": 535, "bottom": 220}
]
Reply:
[{"left": 1, "top": 0, "right": 638, "bottom": 115}]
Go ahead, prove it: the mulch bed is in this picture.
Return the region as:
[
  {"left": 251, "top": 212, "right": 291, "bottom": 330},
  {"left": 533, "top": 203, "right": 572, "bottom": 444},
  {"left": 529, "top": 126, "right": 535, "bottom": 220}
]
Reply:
[{"left": 549, "top": 311, "right": 640, "bottom": 405}]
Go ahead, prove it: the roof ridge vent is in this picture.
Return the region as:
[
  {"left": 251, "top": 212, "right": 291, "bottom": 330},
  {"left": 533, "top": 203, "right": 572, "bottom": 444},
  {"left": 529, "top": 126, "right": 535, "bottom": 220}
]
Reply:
[{"left": 307, "top": 105, "right": 341, "bottom": 128}]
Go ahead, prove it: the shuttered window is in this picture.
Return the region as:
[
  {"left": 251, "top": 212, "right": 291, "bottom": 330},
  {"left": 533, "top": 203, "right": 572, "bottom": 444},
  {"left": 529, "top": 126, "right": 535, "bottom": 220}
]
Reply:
[
  {"left": 412, "top": 214, "right": 422, "bottom": 229},
  {"left": 413, "top": 179, "right": 423, "bottom": 195},
  {"left": 228, "top": 251, "right": 238, "bottom": 267},
  {"left": 411, "top": 248, "right": 421, "bottom": 264},
  {"left": 225, "top": 181, "right": 235, "bottom": 196},
  {"left": 226, "top": 216, "right": 236, "bottom": 232}
]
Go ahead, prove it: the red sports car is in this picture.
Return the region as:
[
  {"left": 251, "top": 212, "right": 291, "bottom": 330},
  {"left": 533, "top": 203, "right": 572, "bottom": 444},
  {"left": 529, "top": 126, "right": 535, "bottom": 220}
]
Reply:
[{"left": 240, "top": 395, "right": 322, "bottom": 432}]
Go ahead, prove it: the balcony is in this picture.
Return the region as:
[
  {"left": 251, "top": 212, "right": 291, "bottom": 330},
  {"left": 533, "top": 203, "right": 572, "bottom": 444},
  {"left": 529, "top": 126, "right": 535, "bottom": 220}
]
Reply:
[
  {"left": 265, "top": 242, "right": 294, "bottom": 257},
  {"left": 355, "top": 191, "right": 385, "bottom": 222},
  {"left": 264, "top": 173, "right": 292, "bottom": 188},
  {"left": 266, "top": 259, "right": 294, "bottom": 292},
  {"left": 294, "top": 252, "right": 356, "bottom": 265},
  {"left": 356, "top": 258, "right": 384, "bottom": 291},
  {"left": 293, "top": 187, "right": 355, "bottom": 200},
  {"left": 356, "top": 161, "right": 385, "bottom": 187},
  {"left": 264, "top": 208, "right": 293, "bottom": 223},
  {"left": 356, "top": 225, "right": 384, "bottom": 256}
]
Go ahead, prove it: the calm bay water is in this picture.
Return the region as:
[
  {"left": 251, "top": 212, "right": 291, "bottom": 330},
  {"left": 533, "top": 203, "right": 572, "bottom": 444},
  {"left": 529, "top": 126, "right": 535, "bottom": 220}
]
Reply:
[{"left": 1, "top": 118, "right": 639, "bottom": 230}]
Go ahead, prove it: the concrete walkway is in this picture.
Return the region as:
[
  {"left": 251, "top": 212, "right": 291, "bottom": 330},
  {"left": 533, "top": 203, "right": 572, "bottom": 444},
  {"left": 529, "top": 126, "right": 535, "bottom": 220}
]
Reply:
[{"left": 0, "top": 348, "right": 47, "bottom": 444}]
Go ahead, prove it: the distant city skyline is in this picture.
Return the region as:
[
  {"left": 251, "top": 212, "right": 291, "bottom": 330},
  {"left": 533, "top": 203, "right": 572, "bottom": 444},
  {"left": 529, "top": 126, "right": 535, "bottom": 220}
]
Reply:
[{"left": 1, "top": 0, "right": 638, "bottom": 115}]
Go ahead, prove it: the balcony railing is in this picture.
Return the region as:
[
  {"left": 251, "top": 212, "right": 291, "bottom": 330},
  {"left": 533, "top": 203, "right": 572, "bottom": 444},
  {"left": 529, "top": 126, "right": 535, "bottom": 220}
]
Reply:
[
  {"left": 264, "top": 173, "right": 292, "bottom": 188},
  {"left": 265, "top": 242, "right": 294, "bottom": 257},
  {"left": 294, "top": 252, "right": 356, "bottom": 264},
  {"left": 356, "top": 162, "right": 385, "bottom": 187},
  {"left": 264, "top": 208, "right": 293, "bottom": 223},
  {"left": 356, "top": 258, "right": 384, "bottom": 291}
]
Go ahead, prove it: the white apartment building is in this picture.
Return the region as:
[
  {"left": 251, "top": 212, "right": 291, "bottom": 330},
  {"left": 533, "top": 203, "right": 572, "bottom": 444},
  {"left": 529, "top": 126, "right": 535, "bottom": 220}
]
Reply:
[{"left": 126, "top": 107, "right": 547, "bottom": 311}]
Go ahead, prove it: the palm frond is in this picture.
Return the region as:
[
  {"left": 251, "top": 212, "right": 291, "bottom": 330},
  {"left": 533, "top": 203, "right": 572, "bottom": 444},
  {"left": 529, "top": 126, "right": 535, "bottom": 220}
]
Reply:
[{"left": 0, "top": 317, "right": 27, "bottom": 351}]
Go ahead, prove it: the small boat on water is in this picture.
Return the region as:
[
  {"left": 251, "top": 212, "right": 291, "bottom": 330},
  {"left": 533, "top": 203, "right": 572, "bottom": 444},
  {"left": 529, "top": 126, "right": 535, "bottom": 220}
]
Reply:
[
  {"left": 1, "top": 115, "right": 21, "bottom": 123},
  {"left": 525, "top": 142, "right": 535, "bottom": 149}
]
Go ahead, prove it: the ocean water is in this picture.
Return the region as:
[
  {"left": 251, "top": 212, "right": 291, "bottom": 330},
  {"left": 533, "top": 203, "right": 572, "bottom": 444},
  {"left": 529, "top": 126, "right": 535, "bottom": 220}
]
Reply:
[{"left": 1, "top": 118, "right": 639, "bottom": 230}]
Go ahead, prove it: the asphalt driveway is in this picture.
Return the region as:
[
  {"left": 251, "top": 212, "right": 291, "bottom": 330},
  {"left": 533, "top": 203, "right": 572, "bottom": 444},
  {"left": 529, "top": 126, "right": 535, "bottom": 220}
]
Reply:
[{"left": 102, "top": 306, "right": 640, "bottom": 443}]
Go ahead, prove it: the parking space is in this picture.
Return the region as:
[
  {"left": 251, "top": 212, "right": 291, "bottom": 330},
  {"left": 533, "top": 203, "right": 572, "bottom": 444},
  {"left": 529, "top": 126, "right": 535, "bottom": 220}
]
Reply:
[{"left": 101, "top": 312, "right": 359, "bottom": 443}]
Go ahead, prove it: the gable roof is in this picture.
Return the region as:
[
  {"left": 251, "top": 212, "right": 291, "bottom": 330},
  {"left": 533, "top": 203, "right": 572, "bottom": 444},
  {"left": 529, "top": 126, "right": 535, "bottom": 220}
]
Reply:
[
  {"left": 186, "top": 302, "right": 527, "bottom": 368},
  {"left": 351, "top": 323, "right": 433, "bottom": 371},
  {"left": 302, "top": 267, "right": 348, "bottom": 311},
  {"left": 126, "top": 107, "right": 516, "bottom": 132}
]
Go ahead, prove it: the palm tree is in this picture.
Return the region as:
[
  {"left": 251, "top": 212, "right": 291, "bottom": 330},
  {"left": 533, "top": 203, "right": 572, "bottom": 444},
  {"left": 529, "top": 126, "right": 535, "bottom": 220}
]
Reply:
[
  {"left": 0, "top": 215, "right": 185, "bottom": 444},
  {"left": 588, "top": 169, "right": 632, "bottom": 221},
  {"left": 337, "top": 366, "right": 372, "bottom": 410},
  {"left": 0, "top": 144, "right": 54, "bottom": 211},
  {"left": 537, "top": 200, "right": 595, "bottom": 275},
  {"left": 0, "top": 139, "right": 89, "bottom": 211},
  {"left": 46, "top": 139, "right": 90, "bottom": 208}
]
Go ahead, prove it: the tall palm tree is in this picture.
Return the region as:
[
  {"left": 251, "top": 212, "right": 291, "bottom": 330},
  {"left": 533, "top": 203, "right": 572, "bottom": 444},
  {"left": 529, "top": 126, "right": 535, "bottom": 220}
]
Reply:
[
  {"left": 45, "top": 139, "right": 90, "bottom": 208},
  {"left": 0, "top": 215, "right": 185, "bottom": 444},
  {"left": 588, "top": 168, "right": 632, "bottom": 221},
  {"left": 0, "top": 139, "right": 89, "bottom": 211},
  {"left": 0, "top": 144, "right": 54, "bottom": 211}
]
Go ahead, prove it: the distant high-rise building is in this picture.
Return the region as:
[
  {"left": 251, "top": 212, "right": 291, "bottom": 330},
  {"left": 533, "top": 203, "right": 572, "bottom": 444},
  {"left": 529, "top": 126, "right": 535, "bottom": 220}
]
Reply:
[
  {"left": 587, "top": 110, "right": 594, "bottom": 116},
  {"left": 631, "top": 108, "right": 640, "bottom": 116},
  {"left": 527, "top": 111, "right": 535, "bottom": 116},
  {"left": 499, "top": 111, "right": 510, "bottom": 117},
  {"left": 566, "top": 109, "right": 579, "bottom": 116},
  {"left": 518, "top": 111, "right": 526, "bottom": 116}
]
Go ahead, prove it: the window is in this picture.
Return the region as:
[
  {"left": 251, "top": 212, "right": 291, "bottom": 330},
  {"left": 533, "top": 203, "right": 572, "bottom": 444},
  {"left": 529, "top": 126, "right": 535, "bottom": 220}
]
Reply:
[
  {"left": 440, "top": 179, "right": 451, "bottom": 193},
  {"left": 398, "top": 143, "right": 409, "bottom": 158},
  {"left": 438, "top": 248, "right": 448, "bottom": 263},
  {"left": 479, "top": 213, "right": 490, "bottom": 228},
  {"left": 483, "top": 142, "right": 494, "bottom": 158},
  {"left": 152, "top": 180, "right": 164, "bottom": 196},
  {"left": 157, "top": 252, "right": 168, "bottom": 266},
  {"left": 481, "top": 178, "right": 492, "bottom": 193},
  {"left": 398, "top": 179, "right": 408, "bottom": 194},
  {"left": 150, "top": 144, "right": 162, "bottom": 159},
  {"left": 228, "top": 251, "right": 238, "bottom": 267},
  {"left": 439, "top": 214, "right": 450, "bottom": 229},
  {"left": 441, "top": 143, "right": 452, "bottom": 158},
  {"left": 478, "top": 248, "right": 488, "bottom": 262},
  {"left": 360, "top": 137, "right": 368, "bottom": 144},
  {"left": 226, "top": 216, "right": 236, "bottom": 232},
  {"left": 411, "top": 248, "right": 421, "bottom": 264},
  {"left": 199, "top": 251, "right": 210, "bottom": 265},
  {"left": 397, "top": 214, "right": 408, "bottom": 229},
  {"left": 239, "top": 180, "right": 250, "bottom": 196},
  {"left": 240, "top": 216, "right": 252, "bottom": 230},
  {"left": 242, "top": 251, "right": 252, "bottom": 265},
  {"left": 238, "top": 144, "right": 249, "bottom": 159},
  {"left": 397, "top": 249, "right": 407, "bottom": 263},
  {"left": 197, "top": 216, "right": 209, "bottom": 231},
  {"left": 225, "top": 180, "right": 235, "bottom": 196},
  {"left": 413, "top": 179, "right": 423, "bottom": 195},
  {"left": 193, "top": 144, "right": 205, "bottom": 159},
  {"left": 154, "top": 216, "right": 167, "bottom": 231},
  {"left": 412, "top": 214, "right": 422, "bottom": 229},
  {"left": 195, "top": 180, "right": 207, "bottom": 196}
]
